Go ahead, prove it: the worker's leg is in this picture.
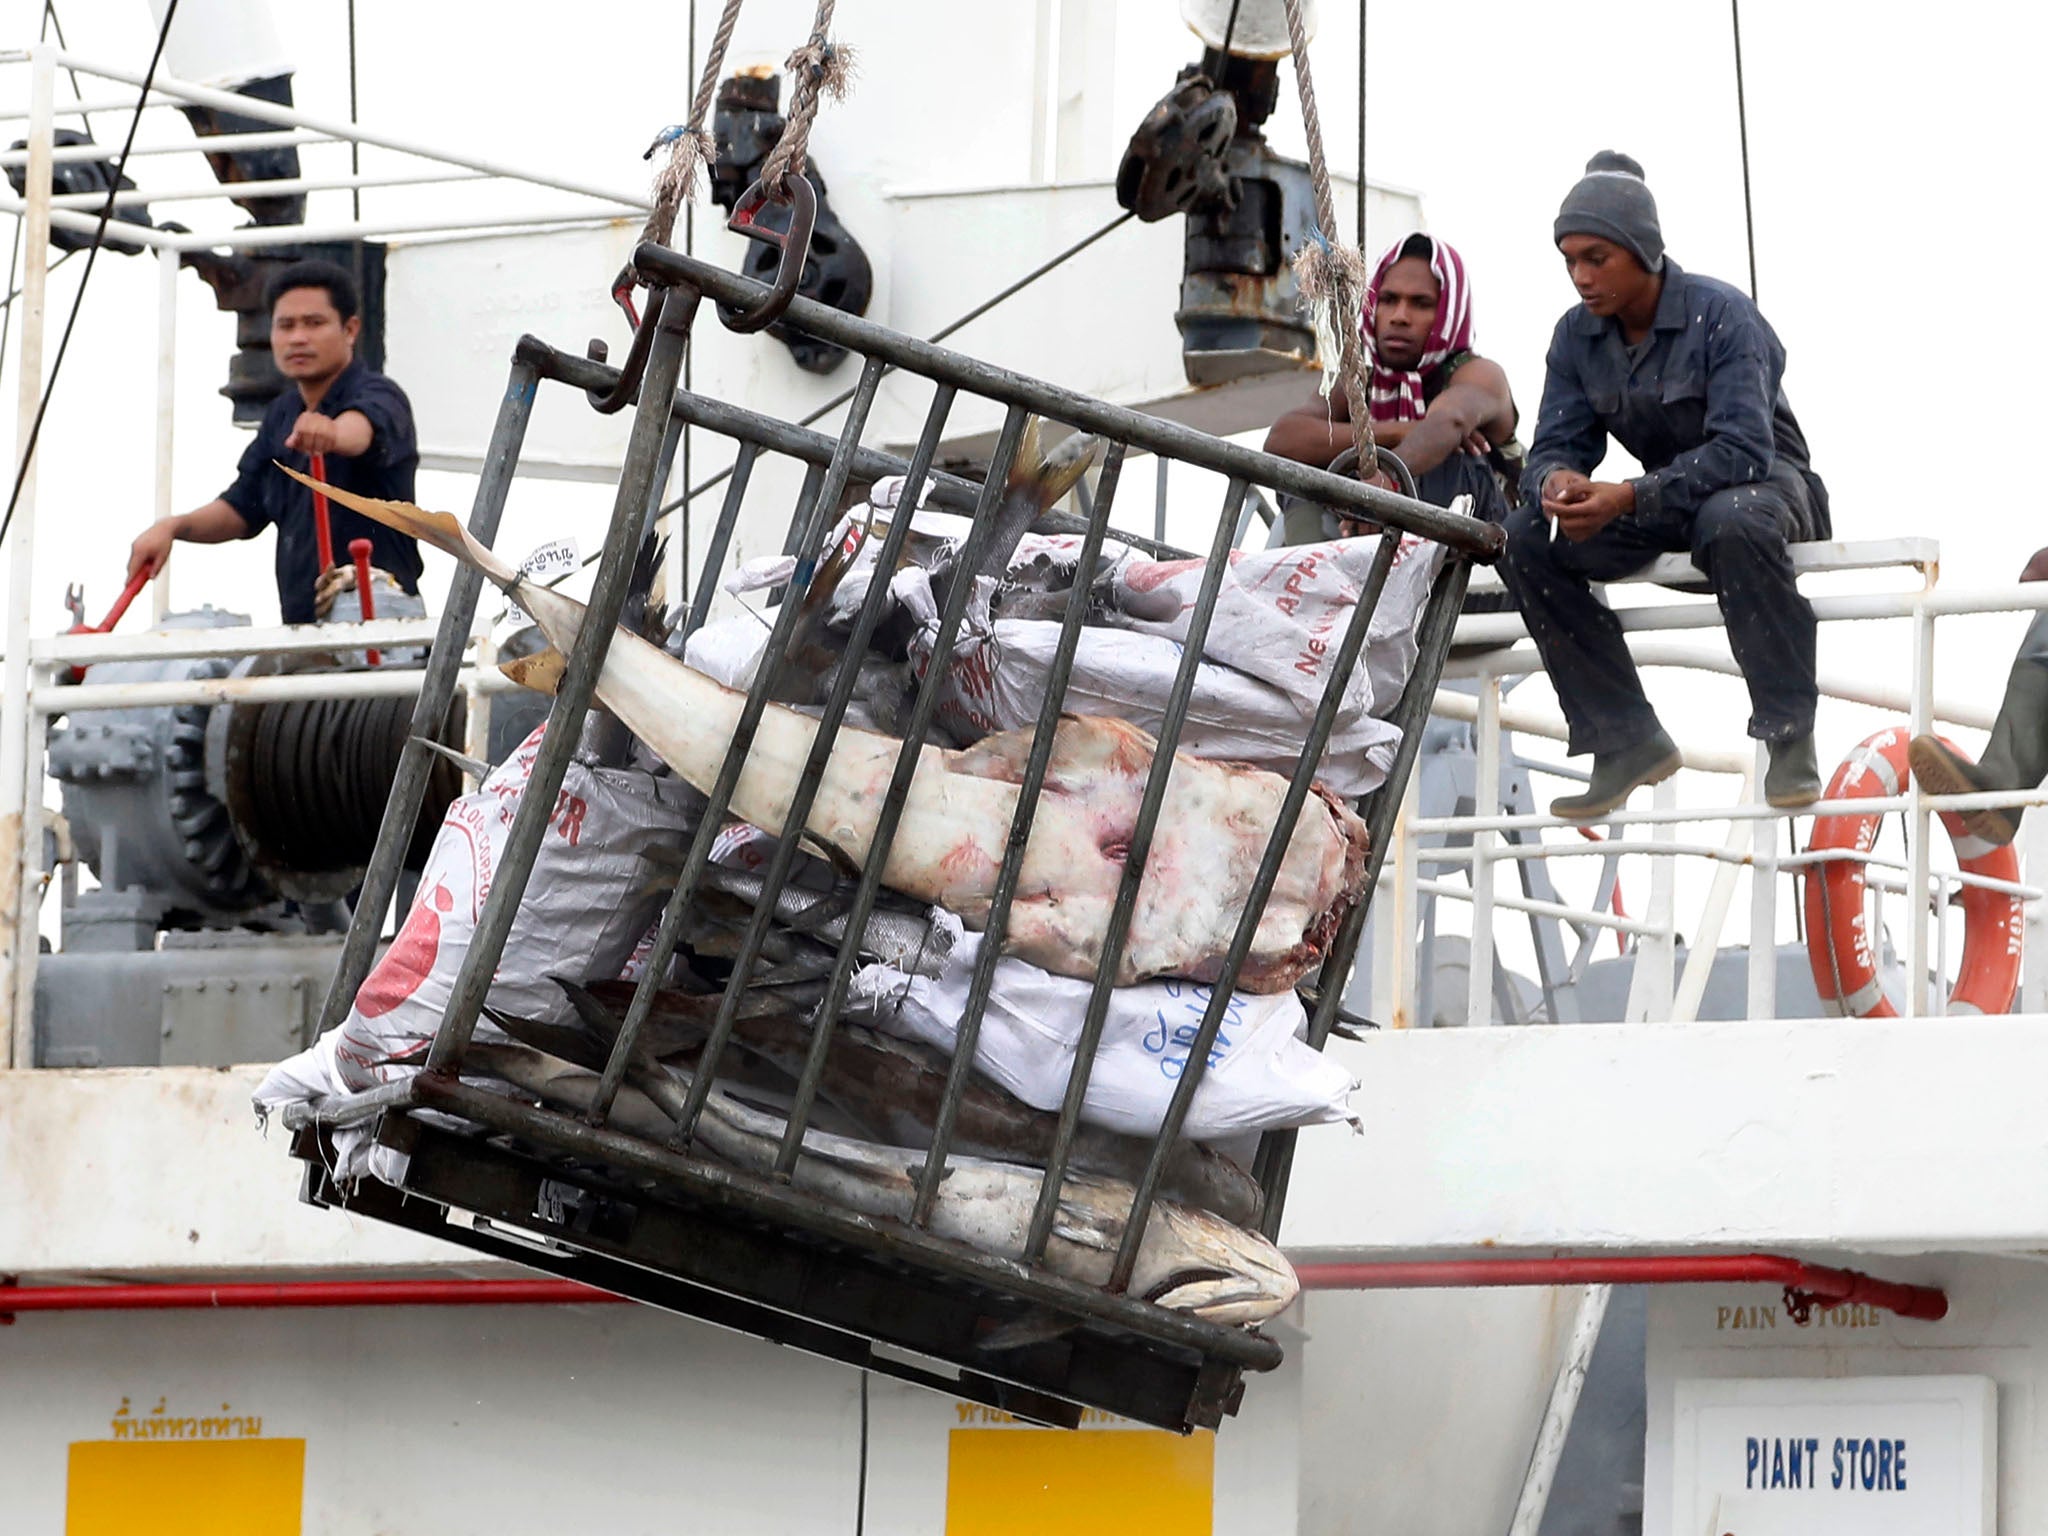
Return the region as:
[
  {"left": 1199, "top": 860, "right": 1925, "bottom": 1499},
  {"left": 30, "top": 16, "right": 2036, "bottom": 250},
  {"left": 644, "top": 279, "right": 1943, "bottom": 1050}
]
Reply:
[
  {"left": 1500, "top": 502, "right": 1676, "bottom": 755},
  {"left": 1500, "top": 503, "right": 1685, "bottom": 816},
  {"left": 1910, "top": 610, "right": 2048, "bottom": 846},
  {"left": 1689, "top": 467, "right": 1822, "bottom": 747}
]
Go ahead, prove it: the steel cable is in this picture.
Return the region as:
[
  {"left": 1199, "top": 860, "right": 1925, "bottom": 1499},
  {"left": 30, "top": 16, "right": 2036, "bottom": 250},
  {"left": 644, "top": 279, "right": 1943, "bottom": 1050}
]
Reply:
[{"left": 0, "top": 0, "right": 182, "bottom": 556}]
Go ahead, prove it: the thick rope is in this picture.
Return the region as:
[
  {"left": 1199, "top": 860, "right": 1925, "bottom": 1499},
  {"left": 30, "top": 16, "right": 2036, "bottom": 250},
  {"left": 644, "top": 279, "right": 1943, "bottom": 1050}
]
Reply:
[
  {"left": 642, "top": 0, "right": 748, "bottom": 249},
  {"left": 757, "top": 0, "right": 854, "bottom": 194},
  {"left": 1282, "top": 0, "right": 1378, "bottom": 478}
]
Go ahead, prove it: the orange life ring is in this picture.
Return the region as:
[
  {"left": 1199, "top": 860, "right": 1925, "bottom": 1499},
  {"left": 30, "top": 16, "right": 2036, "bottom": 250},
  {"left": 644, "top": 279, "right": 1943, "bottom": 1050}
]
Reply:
[{"left": 1803, "top": 727, "right": 2025, "bottom": 1017}]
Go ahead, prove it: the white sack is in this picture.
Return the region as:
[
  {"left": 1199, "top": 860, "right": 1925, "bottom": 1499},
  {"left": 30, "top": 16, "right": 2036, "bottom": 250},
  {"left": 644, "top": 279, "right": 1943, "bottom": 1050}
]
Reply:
[
  {"left": 850, "top": 923, "right": 1358, "bottom": 1141},
  {"left": 908, "top": 590, "right": 1401, "bottom": 797},
  {"left": 254, "top": 724, "right": 694, "bottom": 1178},
  {"left": 1110, "top": 531, "right": 1447, "bottom": 718}
]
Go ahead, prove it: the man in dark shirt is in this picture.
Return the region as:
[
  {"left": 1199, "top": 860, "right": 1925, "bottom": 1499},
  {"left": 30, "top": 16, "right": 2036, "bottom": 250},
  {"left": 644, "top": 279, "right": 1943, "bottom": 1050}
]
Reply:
[
  {"left": 1502, "top": 152, "right": 1830, "bottom": 818},
  {"left": 127, "top": 259, "right": 421, "bottom": 625},
  {"left": 1267, "top": 230, "right": 1520, "bottom": 536}
]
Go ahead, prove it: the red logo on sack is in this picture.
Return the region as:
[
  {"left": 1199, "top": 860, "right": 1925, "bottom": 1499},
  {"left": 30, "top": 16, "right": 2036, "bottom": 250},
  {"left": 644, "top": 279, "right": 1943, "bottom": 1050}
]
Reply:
[{"left": 355, "top": 882, "right": 454, "bottom": 1018}]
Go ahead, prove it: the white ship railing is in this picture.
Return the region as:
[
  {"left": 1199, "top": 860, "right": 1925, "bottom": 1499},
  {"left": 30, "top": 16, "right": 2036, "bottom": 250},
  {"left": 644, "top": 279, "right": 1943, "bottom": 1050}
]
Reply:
[
  {"left": 1384, "top": 573, "right": 2048, "bottom": 1032},
  {"left": 0, "top": 43, "right": 646, "bottom": 1059},
  {"left": 1, "top": 43, "right": 2044, "bottom": 1066}
]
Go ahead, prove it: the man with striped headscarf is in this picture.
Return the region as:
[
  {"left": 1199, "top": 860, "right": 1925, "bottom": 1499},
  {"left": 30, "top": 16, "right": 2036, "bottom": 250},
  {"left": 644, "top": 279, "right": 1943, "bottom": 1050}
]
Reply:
[{"left": 1267, "top": 230, "right": 1522, "bottom": 537}]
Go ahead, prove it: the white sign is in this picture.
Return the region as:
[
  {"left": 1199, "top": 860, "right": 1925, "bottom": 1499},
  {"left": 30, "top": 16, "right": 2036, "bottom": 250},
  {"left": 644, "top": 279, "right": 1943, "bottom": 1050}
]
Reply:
[
  {"left": 1670, "top": 1375, "right": 1994, "bottom": 1535},
  {"left": 502, "top": 538, "right": 580, "bottom": 627}
]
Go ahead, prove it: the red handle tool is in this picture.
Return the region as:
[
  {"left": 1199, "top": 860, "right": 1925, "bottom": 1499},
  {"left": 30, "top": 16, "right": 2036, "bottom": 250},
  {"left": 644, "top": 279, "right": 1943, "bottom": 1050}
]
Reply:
[
  {"left": 310, "top": 450, "right": 334, "bottom": 574},
  {"left": 349, "top": 537, "right": 380, "bottom": 667},
  {"left": 63, "top": 563, "right": 156, "bottom": 681}
]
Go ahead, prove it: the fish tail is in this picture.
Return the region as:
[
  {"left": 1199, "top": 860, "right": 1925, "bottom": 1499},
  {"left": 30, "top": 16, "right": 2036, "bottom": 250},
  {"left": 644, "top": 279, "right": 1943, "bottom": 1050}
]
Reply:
[
  {"left": 277, "top": 463, "right": 520, "bottom": 587},
  {"left": 1007, "top": 419, "right": 1100, "bottom": 512}
]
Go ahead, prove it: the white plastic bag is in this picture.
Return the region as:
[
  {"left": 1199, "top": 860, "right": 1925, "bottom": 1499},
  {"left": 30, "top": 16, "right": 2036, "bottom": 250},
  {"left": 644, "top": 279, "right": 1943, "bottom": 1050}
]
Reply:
[
  {"left": 254, "top": 724, "right": 695, "bottom": 1175},
  {"left": 907, "top": 584, "right": 1403, "bottom": 796},
  {"left": 850, "top": 923, "right": 1358, "bottom": 1140},
  {"left": 1110, "top": 531, "right": 1447, "bottom": 718}
]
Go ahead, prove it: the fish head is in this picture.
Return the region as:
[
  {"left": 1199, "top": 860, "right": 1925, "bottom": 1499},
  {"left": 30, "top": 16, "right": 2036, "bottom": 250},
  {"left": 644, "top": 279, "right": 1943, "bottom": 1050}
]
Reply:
[{"left": 1139, "top": 1203, "right": 1299, "bottom": 1325}]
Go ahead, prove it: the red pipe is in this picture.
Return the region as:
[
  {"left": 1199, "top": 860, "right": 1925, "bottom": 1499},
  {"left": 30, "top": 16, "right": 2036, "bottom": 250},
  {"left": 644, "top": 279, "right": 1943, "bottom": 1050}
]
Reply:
[
  {"left": 0, "top": 1278, "right": 626, "bottom": 1319},
  {"left": 309, "top": 450, "right": 334, "bottom": 573},
  {"left": 349, "top": 536, "right": 381, "bottom": 666},
  {"left": 1296, "top": 1254, "right": 1948, "bottom": 1322}
]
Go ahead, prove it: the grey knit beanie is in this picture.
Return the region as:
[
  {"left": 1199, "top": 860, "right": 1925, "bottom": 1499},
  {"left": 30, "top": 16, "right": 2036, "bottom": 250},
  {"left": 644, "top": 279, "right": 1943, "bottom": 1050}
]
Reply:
[{"left": 1553, "top": 150, "right": 1664, "bottom": 274}]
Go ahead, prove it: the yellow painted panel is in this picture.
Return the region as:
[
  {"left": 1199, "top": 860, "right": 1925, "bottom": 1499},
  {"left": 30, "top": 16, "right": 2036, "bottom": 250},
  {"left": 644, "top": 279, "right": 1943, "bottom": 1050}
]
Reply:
[
  {"left": 946, "top": 1427, "right": 1214, "bottom": 1536},
  {"left": 66, "top": 1439, "right": 305, "bottom": 1536}
]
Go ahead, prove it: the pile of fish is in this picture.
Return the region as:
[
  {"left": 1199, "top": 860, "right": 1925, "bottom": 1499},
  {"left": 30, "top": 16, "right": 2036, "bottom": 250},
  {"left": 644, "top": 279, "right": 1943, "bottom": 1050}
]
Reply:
[{"left": 286, "top": 428, "right": 1419, "bottom": 1330}]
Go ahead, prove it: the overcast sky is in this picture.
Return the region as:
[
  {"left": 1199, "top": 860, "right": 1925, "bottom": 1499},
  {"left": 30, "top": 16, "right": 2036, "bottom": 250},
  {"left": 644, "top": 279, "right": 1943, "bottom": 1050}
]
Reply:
[{"left": 1, "top": 0, "right": 2037, "bottom": 973}]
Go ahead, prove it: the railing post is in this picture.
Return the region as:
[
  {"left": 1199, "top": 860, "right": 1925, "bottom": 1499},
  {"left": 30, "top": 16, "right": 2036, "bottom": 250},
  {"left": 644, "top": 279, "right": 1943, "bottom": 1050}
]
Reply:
[
  {"left": 2024, "top": 806, "right": 2048, "bottom": 1013},
  {"left": 1905, "top": 601, "right": 1936, "bottom": 1017},
  {"left": 0, "top": 44, "right": 56, "bottom": 1068},
  {"left": 1372, "top": 771, "right": 1419, "bottom": 1030},
  {"left": 151, "top": 244, "right": 177, "bottom": 621},
  {"left": 1746, "top": 741, "right": 1779, "bottom": 1021},
  {"left": 1623, "top": 777, "right": 1678, "bottom": 1021},
  {"left": 1466, "top": 675, "right": 1500, "bottom": 1028}
]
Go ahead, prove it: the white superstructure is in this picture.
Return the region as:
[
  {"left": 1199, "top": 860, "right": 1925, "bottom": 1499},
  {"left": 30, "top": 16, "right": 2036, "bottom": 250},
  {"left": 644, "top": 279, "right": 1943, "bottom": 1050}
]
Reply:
[{"left": 0, "top": 6, "right": 2044, "bottom": 1535}]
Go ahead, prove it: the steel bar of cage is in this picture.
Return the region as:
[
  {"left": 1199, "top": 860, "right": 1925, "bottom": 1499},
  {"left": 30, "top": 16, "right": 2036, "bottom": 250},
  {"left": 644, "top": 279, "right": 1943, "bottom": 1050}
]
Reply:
[
  {"left": 531, "top": 359, "right": 1197, "bottom": 569},
  {"left": 654, "top": 359, "right": 895, "bottom": 1137},
  {"left": 1020, "top": 475, "right": 1252, "bottom": 1263},
  {"left": 393, "top": 1073, "right": 1286, "bottom": 1370},
  {"left": 675, "top": 405, "right": 1024, "bottom": 1146},
  {"left": 630, "top": 244, "right": 1501, "bottom": 559},
  {"left": 682, "top": 443, "right": 757, "bottom": 639},
  {"left": 779, "top": 463, "right": 828, "bottom": 564},
  {"left": 660, "top": 385, "right": 986, "bottom": 518},
  {"left": 729, "top": 405, "right": 1030, "bottom": 1164},
  {"left": 314, "top": 356, "right": 541, "bottom": 1038},
  {"left": 905, "top": 443, "right": 1129, "bottom": 1223},
  {"left": 581, "top": 360, "right": 898, "bottom": 1125},
  {"left": 1253, "top": 558, "right": 1475, "bottom": 1234},
  {"left": 766, "top": 387, "right": 962, "bottom": 1171},
  {"left": 1106, "top": 529, "right": 1404, "bottom": 1288},
  {"left": 424, "top": 291, "right": 697, "bottom": 1073}
]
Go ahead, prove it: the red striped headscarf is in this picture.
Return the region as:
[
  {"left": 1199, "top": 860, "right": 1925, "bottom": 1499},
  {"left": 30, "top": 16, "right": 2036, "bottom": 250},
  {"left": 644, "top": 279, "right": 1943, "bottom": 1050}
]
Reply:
[{"left": 1360, "top": 232, "right": 1473, "bottom": 424}]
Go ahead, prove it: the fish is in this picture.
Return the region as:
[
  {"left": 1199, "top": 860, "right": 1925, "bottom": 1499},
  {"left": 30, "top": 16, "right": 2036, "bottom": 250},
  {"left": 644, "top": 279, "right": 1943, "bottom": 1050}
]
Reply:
[
  {"left": 762, "top": 422, "right": 1098, "bottom": 712},
  {"left": 474, "top": 1012, "right": 1297, "bottom": 1325},
  {"left": 283, "top": 457, "right": 1371, "bottom": 992},
  {"left": 573, "top": 978, "right": 1262, "bottom": 1225},
  {"left": 694, "top": 862, "right": 949, "bottom": 978}
]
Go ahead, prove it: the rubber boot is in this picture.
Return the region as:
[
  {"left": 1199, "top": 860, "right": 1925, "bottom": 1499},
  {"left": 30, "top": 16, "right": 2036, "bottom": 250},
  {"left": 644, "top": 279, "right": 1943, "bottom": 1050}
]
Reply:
[
  {"left": 1908, "top": 657, "right": 2048, "bottom": 846},
  {"left": 1550, "top": 728, "right": 1682, "bottom": 820},
  {"left": 1764, "top": 733, "right": 1822, "bottom": 809}
]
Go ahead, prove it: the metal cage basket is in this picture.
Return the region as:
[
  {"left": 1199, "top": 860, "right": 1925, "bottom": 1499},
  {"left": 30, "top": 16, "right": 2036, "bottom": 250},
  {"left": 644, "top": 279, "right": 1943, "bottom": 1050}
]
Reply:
[{"left": 285, "top": 239, "right": 1503, "bottom": 1433}]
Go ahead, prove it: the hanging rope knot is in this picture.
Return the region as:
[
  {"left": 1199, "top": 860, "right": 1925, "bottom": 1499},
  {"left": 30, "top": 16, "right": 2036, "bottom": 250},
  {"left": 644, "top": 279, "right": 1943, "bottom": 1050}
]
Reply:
[
  {"left": 651, "top": 126, "right": 718, "bottom": 212},
  {"left": 1292, "top": 232, "right": 1369, "bottom": 404},
  {"left": 635, "top": 0, "right": 747, "bottom": 251},
  {"left": 790, "top": 38, "right": 856, "bottom": 101},
  {"left": 1280, "top": 0, "right": 1381, "bottom": 479},
  {"left": 759, "top": 11, "right": 855, "bottom": 196}
]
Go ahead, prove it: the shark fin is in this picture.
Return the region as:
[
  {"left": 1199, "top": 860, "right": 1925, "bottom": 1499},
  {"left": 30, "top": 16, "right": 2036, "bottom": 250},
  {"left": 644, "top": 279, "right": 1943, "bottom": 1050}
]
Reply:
[{"left": 277, "top": 463, "right": 521, "bottom": 587}]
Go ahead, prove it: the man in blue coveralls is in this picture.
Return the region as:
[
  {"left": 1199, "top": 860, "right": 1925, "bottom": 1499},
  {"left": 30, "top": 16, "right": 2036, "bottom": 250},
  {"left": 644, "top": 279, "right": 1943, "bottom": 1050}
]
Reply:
[
  {"left": 1501, "top": 152, "right": 1831, "bottom": 818},
  {"left": 127, "top": 259, "right": 421, "bottom": 624}
]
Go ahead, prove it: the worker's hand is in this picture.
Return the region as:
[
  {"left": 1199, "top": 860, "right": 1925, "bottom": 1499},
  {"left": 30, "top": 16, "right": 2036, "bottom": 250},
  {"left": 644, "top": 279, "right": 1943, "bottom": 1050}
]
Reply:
[
  {"left": 2021, "top": 546, "right": 2048, "bottom": 584},
  {"left": 126, "top": 519, "right": 174, "bottom": 585},
  {"left": 1540, "top": 469, "right": 1593, "bottom": 510},
  {"left": 285, "top": 411, "right": 342, "bottom": 456},
  {"left": 1545, "top": 478, "right": 1633, "bottom": 543},
  {"left": 1462, "top": 427, "right": 1492, "bottom": 459},
  {"left": 313, "top": 561, "right": 358, "bottom": 622}
]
